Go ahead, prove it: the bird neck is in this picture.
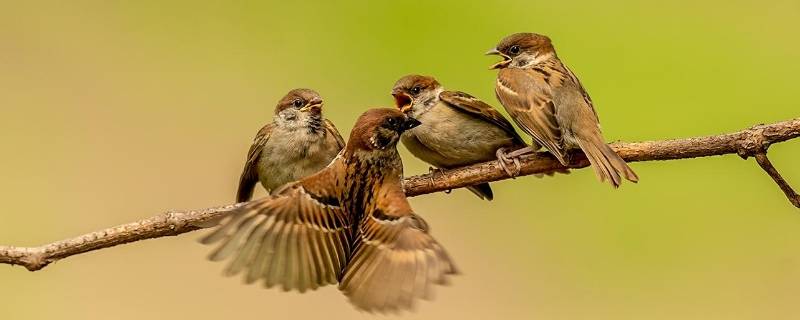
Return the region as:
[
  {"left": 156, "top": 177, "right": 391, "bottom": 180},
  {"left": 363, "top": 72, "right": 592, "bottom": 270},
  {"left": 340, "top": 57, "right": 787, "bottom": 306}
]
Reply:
[{"left": 410, "top": 88, "right": 444, "bottom": 118}]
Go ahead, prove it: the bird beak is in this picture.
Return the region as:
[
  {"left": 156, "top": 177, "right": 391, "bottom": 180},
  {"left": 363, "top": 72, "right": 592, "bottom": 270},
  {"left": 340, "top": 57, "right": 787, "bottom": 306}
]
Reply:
[
  {"left": 300, "top": 98, "right": 323, "bottom": 112},
  {"left": 392, "top": 92, "right": 414, "bottom": 113},
  {"left": 486, "top": 48, "right": 511, "bottom": 69},
  {"left": 400, "top": 117, "right": 422, "bottom": 132}
]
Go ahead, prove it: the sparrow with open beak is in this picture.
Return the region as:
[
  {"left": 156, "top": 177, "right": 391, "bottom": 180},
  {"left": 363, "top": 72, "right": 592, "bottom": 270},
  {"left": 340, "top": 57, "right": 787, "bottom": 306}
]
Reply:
[
  {"left": 488, "top": 33, "right": 638, "bottom": 187},
  {"left": 235, "top": 88, "right": 345, "bottom": 202},
  {"left": 202, "top": 108, "right": 457, "bottom": 312},
  {"left": 391, "top": 74, "right": 543, "bottom": 200}
]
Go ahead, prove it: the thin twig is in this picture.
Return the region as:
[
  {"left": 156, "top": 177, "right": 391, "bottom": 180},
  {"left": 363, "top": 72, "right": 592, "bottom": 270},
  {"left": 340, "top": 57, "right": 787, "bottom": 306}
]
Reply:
[
  {"left": 754, "top": 153, "right": 800, "bottom": 208},
  {"left": 1, "top": 118, "right": 798, "bottom": 271}
]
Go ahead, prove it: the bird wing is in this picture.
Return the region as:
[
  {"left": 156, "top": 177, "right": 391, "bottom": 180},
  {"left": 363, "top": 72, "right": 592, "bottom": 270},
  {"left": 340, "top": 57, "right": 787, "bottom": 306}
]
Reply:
[
  {"left": 339, "top": 189, "right": 457, "bottom": 312},
  {"left": 323, "top": 118, "right": 346, "bottom": 149},
  {"left": 202, "top": 172, "right": 352, "bottom": 293},
  {"left": 495, "top": 67, "right": 567, "bottom": 163},
  {"left": 235, "top": 123, "right": 275, "bottom": 202},
  {"left": 561, "top": 64, "right": 599, "bottom": 122},
  {"left": 439, "top": 90, "right": 525, "bottom": 145}
]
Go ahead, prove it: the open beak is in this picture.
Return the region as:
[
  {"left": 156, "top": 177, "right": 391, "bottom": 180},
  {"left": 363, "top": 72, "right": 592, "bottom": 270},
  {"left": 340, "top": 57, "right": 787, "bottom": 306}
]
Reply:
[
  {"left": 300, "top": 98, "right": 323, "bottom": 112},
  {"left": 392, "top": 92, "right": 414, "bottom": 113},
  {"left": 486, "top": 48, "right": 511, "bottom": 69}
]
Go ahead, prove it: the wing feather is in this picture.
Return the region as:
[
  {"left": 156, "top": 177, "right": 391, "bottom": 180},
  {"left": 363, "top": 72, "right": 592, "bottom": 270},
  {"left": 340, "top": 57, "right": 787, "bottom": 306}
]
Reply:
[
  {"left": 496, "top": 68, "right": 568, "bottom": 164},
  {"left": 439, "top": 90, "right": 526, "bottom": 145},
  {"left": 235, "top": 124, "right": 275, "bottom": 202},
  {"left": 201, "top": 181, "right": 351, "bottom": 291},
  {"left": 339, "top": 207, "right": 457, "bottom": 312}
]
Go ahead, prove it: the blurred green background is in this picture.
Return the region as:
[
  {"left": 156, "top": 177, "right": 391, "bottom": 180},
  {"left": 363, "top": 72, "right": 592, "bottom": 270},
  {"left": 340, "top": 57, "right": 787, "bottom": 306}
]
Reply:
[{"left": 1, "top": 1, "right": 799, "bottom": 319}]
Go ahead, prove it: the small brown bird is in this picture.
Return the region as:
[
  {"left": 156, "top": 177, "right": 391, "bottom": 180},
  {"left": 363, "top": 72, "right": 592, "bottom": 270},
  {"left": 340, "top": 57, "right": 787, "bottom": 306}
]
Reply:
[
  {"left": 391, "top": 74, "right": 534, "bottom": 200},
  {"left": 236, "top": 88, "right": 345, "bottom": 202},
  {"left": 202, "top": 108, "right": 457, "bottom": 312},
  {"left": 488, "top": 33, "right": 638, "bottom": 187}
]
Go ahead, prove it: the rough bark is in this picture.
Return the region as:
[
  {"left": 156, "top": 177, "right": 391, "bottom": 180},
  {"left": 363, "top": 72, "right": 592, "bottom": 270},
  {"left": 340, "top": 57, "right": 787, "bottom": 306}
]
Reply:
[{"left": 1, "top": 118, "right": 798, "bottom": 271}]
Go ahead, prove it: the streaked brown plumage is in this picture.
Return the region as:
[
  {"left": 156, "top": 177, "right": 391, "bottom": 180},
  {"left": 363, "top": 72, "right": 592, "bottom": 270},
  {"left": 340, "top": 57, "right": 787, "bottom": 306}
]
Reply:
[
  {"left": 488, "top": 33, "right": 638, "bottom": 187},
  {"left": 202, "top": 108, "right": 457, "bottom": 312},
  {"left": 391, "top": 74, "right": 534, "bottom": 200},
  {"left": 236, "top": 88, "right": 345, "bottom": 202}
]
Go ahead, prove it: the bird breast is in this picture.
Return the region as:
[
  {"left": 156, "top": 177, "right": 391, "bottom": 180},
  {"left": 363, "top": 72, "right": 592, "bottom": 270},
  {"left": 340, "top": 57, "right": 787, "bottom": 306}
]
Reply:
[
  {"left": 257, "top": 126, "right": 341, "bottom": 191},
  {"left": 402, "top": 102, "right": 518, "bottom": 168}
]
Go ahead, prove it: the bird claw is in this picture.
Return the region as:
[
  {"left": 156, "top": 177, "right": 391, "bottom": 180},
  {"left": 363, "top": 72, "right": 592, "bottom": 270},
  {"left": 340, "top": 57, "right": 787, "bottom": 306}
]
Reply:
[
  {"left": 496, "top": 148, "right": 522, "bottom": 178},
  {"left": 428, "top": 167, "right": 446, "bottom": 186}
]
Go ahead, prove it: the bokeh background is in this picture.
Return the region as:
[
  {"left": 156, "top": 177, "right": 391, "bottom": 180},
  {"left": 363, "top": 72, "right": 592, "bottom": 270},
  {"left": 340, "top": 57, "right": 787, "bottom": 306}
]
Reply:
[{"left": 2, "top": 1, "right": 799, "bottom": 319}]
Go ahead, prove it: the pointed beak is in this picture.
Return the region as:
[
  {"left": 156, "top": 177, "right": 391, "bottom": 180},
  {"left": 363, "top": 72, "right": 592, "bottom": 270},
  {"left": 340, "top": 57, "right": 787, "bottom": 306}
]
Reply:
[
  {"left": 486, "top": 48, "right": 511, "bottom": 69},
  {"left": 392, "top": 92, "right": 414, "bottom": 113},
  {"left": 400, "top": 117, "right": 421, "bottom": 132},
  {"left": 300, "top": 98, "right": 323, "bottom": 112}
]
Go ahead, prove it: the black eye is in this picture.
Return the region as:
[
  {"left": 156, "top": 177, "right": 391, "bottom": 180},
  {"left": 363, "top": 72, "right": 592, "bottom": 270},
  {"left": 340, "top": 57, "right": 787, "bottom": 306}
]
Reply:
[
  {"left": 292, "top": 99, "right": 303, "bottom": 108},
  {"left": 386, "top": 117, "right": 398, "bottom": 127},
  {"left": 410, "top": 86, "right": 421, "bottom": 95},
  {"left": 509, "top": 45, "right": 521, "bottom": 55}
]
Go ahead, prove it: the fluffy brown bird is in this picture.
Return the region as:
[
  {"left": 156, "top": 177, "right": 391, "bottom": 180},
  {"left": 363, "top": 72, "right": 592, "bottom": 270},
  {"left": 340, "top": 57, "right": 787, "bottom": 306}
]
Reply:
[
  {"left": 488, "top": 33, "right": 638, "bottom": 187},
  {"left": 202, "top": 108, "right": 457, "bottom": 312},
  {"left": 391, "top": 74, "right": 534, "bottom": 200},
  {"left": 236, "top": 88, "right": 345, "bottom": 202}
]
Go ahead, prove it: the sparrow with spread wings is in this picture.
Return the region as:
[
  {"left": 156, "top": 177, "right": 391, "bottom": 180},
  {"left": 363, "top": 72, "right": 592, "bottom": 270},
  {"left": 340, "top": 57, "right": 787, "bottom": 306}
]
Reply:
[
  {"left": 236, "top": 88, "right": 345, "bottom": 202},
  {"left": 488, "top": 33, "right": 638, "bottom": 187},
  {"left": 202, "top": 108, "right": 457, "bottom": 312}
]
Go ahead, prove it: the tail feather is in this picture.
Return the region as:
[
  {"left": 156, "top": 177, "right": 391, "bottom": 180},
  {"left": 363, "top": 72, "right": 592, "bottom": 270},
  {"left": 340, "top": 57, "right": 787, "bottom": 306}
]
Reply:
[
  {"left": 466, "top": 183, "right": 494, "bottom": 201},
  {"left": 576, "top": 137, "right": 638, "bottom": 188}
]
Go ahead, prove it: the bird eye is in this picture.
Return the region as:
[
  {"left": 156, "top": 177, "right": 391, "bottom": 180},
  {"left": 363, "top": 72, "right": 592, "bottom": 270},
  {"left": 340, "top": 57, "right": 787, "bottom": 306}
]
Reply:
[
  {"left": 410, "top": 86, "right": 421, "bottom": 95},
  {"left": 386, "top": 117, "right": 398, "bottom": 127},
  {"left": 292, "top": 99, "right": 303, "bottom": 108},
  {"left": 509, "top": 45, "right": 521, "bottom": 55}
]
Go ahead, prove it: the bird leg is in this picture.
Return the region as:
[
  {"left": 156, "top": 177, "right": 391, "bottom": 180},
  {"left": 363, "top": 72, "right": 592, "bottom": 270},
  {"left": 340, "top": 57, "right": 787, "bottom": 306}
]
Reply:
[
  {"left": 428, "top": 167, "right": 452, "bottom": 193},
  {"left": 496, "top": 146, "right": 533, "bottom": 178}
]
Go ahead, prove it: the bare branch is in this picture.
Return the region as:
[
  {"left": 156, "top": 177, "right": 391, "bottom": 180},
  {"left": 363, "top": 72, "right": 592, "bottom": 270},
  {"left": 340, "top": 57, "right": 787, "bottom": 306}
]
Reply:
[
  {"left": 0, "top": 204, "right": 243, "bottom": 271},
  {"left": 754, "top": 153, "right": 800, "bottom": 208},
  {"left": 1, "top": 118, "right": 798, "bottom": 271}
]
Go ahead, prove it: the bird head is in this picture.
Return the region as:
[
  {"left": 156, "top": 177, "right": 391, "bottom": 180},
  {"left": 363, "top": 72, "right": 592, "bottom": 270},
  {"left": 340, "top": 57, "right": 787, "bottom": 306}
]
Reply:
[
  {"left": 347, "top": 108, "right": 421, "bottom": 152},
  {"left": 274, "top": 88, "right": 325, "bottom": 129},
  {"left": 487, "top": 33, "right": 556, "bottom": 69},
  {"left": 391, "top": 75, "right": 442, "bottom": 118}
]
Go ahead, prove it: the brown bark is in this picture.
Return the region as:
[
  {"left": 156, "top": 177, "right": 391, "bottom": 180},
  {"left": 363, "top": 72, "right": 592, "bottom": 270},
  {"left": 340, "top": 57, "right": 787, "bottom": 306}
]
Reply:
[{"left": 1, "top": 118, "right": 798, "bottom": 271}]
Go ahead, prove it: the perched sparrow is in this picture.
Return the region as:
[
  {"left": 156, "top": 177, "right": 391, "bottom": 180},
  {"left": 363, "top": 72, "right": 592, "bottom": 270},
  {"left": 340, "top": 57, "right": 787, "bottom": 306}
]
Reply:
[
  {"left": 236, "top": 88, "right": 345, "bottom": 202},
  {"left": 391, "top": 74, "right": 535, "bottom": 200},
  {"left": 488, "top": 33, "right": 638, "bottom": 187},
  {"left": 202, "top": 108, "right": 457, "bottom": 312}
]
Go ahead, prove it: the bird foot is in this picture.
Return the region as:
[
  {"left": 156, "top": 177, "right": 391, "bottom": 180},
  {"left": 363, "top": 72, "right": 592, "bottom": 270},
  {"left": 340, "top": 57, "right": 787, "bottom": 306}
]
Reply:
[
  {"left": 427, "top": 167, "right": 453, "bottom": 193},
  {"left": 428, "top": 167, "right": 445, "bottom": 186},
  {"left": 496, "top": 147, "right": 525, "bottom": 178}
]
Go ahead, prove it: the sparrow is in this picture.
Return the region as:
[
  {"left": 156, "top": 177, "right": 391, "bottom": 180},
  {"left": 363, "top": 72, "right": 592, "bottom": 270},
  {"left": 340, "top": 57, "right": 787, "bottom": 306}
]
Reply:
[
  {"left": 201, "top": 108, "right": 457, "bottom": 312},
  {"left": 236, "top": 88, "right": 345, "bottom": 202},
  {"left": 391, "top": 74, "right": 538, "bottom": 200},
  {"left": 488, "top": 33, "right": 638, "bottom": 187}
]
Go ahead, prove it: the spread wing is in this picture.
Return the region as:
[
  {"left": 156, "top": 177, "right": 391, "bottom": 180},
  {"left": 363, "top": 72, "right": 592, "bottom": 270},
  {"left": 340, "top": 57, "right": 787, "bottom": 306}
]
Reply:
[
  {"left": 339, "top": 191, "right": 457, "bottom": 312},
  {"left": 439, "top": 90, "right": 525, "bottom": 145},
  {"left": 202, "top": 175, "right": 352, "bottom": 293},
  {"left": 236, "top": 123, "right": 275, "bottom": 202},
  {"left": 323, "top": 118, "right": 346, "bottom": 149},
  {"left": 495, "top": 68, "right": 567, "bottom": 164}
]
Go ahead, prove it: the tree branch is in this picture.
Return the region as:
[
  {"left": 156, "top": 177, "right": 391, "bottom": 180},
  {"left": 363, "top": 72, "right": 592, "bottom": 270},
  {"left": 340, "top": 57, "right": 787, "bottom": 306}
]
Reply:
[{"left": 2, "top": 118, "right": 798, "bottom": 271}]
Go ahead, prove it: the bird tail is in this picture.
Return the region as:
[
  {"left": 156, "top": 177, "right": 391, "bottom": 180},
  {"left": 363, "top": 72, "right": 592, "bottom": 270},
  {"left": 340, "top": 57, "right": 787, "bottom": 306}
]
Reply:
[
  {"left": 466, "top": 183, "right": 494, "bottom": 201},
  {"left": 576, "top": 135, "right": 638, "bottom": 188}
]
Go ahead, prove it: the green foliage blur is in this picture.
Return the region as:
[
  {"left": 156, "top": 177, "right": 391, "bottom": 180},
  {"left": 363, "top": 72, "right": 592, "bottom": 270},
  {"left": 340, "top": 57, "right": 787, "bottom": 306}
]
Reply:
[{"left": 1, "top": 1, "right": 798, "bottom": 319}]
